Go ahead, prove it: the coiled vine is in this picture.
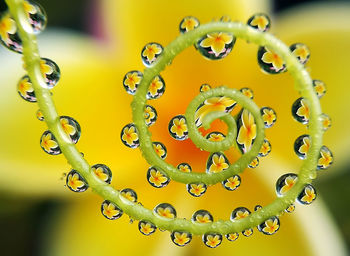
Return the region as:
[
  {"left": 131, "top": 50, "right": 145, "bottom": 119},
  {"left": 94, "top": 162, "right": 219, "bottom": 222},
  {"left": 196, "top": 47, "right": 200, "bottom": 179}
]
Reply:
[{"left": 1, "top": 0, "right": 333, "bottom": 248}]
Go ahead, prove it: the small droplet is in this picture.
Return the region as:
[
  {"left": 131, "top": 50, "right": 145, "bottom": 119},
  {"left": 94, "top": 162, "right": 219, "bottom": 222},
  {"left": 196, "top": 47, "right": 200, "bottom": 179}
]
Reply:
[
  {"left": 101, "top": 200, "right": 123, "bottom": 220},
  {"left": 317, "top": 146, "right": 333, "bottom": 170},
  {"left": 259, "top": 139, "right": 271, "bottom": 157},
  {"left": 91, "top": 164, "right": 112, "bottom": 184},
  {"left": 187, "top": 183, "right": 207, "bottom": 197},
  {"left": 275, "top": 173, "right": 298, "bottom": 197},
  {"left": 206, "top": 152, "right": 230, "bottom": 173},
  {"left": 200, "top": 83, "right": 211, "bottom": 92},
  {"left": 247, "top": 13, "right": 271, "bottom": 32},
  {"left": 203, "top": 233, "right": 222, "bottom": 248},
  {"left": 192, "top": 210, "right": 213, "bottom": 223},
  {"left": 179, "top": 16, "right": 199, "bottom": 33},
  {"left": 120, "top": 123, "right": 139, "bottom": 148},
  {"left": 254, "top": 205, "right": 262, "bottom": 211},
  {"left": 141, "top": 42, "right": 163, "bottom": 67},
  {"left": 40, "top": 130, "right": 61, "bottom": 155},
  {"left": 230, "top": 207, "right": 251, "bottom": 221},
  {"left": 320, "top": 113, "right": 331, "bottom": 131},
  {"left": 196, "top": 32, "right": 236, "bottom": 60},
  {"left": 177, "top": 163, "right": 192, "bottom": 173},
  {"left": 0, "top": 12, "right": 23, "bottom": 53},
  {"left": 153, "top": 141, "right": 167, "bottom": 159},
  {"left": 120, "top": 188, "right": 138, "bottom": 202},
  {"left": 123, "top": 70, "right": 143, "bottom": 95},
  {"left": 171, "top": 231, "right": 192, "bottom": 246},
  {"left": 294, "top": 134, "right": 311, "bottom": 160},
  {"left": 225, "top": 232, "right": 239, "bottom": 242},
  {"left": 242, "top": 229, "right": 254, "bottom": 237},
  {"left": 236, "top": 109, "right": 256, "bottom": 153},
  {"left": 257, "top": 46, "right": 286, "bottom": 74},
  {"left": 138, "top": 220, "right": 156, "bottom": 235},
  {"left": 285, "top": 204, "right": 295, "bottom": 213},
  {"left": 147, "top": 166, "right": 170, "bottom": 188},
  {"left": 39, "top": 58, "right": 61, "bottom": 89},
  {"left": 222, "top": 175, "right": 241, "bottom": 191},
  {"left": 147, "top": 75, "right": 165, "bottom": 99},
  {"left": 248, "top": 157, "right": 259, "bottom": 168},
  {"left": 66, "top": 170, "right": 88, "bottom": 192},
  {"left": 59, "top": 116, "right": 81, "bottom": 144},
  {"left": 313, "top": 80, "right": 326, "bottom": 98},
  {"left": 154, "top": 203, "right": 177, "bottom": 219},
  {"left": 144, "top": 105, "right": 157, "bottom": 126},
  {"left": 240, "top": 87, "right": 254, "bottom": 99},
  {"left": 292, "top": 97, "right": 309, "bottom": 124},
  {"left": 36, "top": 109, "right": 44, "bottom": 121},
  {"left": 257, "top": 216, "right": 280, "bottom": 235},
  {"left": 206, "top": 132, "right": 225, "bottom": 142},
  {"left": 168, "top": 115, "right": 188, "bottom": 140},
  {"left": 260, "top": 107, "right": 277, "bottom": 128},
  {"left": 297, "top": 184, "right": 317, "bottom": 205},
  {"left": 17, "top": 75, "right": 36, "bottom": 102},
  {"left": 23, "top": 0, "right": 47, "bottom": 34},
  {"left": 290, "top": 43, "right": 310, "bottom": 65},
  {"left": 220, "top": 15, "right": 231, "bottom": 22}
]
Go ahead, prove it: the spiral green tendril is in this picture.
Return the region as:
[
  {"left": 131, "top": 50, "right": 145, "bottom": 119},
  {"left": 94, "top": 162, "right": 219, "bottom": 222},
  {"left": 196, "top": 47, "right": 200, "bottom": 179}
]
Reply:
[{"left": 6, "top": 0, "right": 324, "bottom": 238}]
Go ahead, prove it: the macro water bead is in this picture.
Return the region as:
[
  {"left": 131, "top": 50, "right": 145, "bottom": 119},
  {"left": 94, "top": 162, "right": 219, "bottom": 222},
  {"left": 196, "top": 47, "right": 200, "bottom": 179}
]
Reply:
[
  {"left": 297, "top": 184, "right": 317, "bottom": 205},
  {"left": 247, "top": 13, "right": 271, "bottom": 32},
  {"left": 196, "top": 32, "right": 236, "bottom": 60},
  {"left": 179, "top": 16, "right": 199, "bottom": 33},
  {"left": 40, "top": 130, "right": 61, "bottom": 155},
  {"left": 226, "top": 232, "right": 239, "bottom": 242},
  {"left": 230, "top": 207, "right": 251, "bottom": 221},
  {"left": 123, "top": 70, "right": 143, "bottom": 95},
  {"left": 275, "top": 173, "right": 298, "bottom": 196},
  {"left": 141, "top": 42, "right": 163, "bottom": 67},
  {"left": 203, "top": 233, "right": 223, "bottom": 248},
  {"left": 290, "top": 43, "right": 310, "bottom": 65},
  {"left": 138, "top": 220, "right": 156, "bottom": 236},
  {"left": 0, "top": 12, "right": 22, "bottom": 53},
  {"left": 236, "top": 109, "right": 257, "bottom": 153},
  {"left": 66, "top": 170, "right": 88, "bottom": 192},
  {"left": 260, "top": 107, "right": 277, "bottom": 128},
  {"left": 222, "top": 175, "right": 241, "bottom": 191},
  {"left": 257, "top": 216, "right": 280, "bottom": 235},
  {"left": 321, "top": 113, "right": 332, "bottom": 131},
  {"left": 192, "top": 210, "right": 213, "bottom": 223},
  {"left": 206, "top": 152, "right": 230, "bottom": 173},
  {"left": 23, "top": 0, "right": 47, "bottom": 34},
  {"left": 294, "top": 134, "right": 311, "bottom": 160},
  {"left": 17, "top": 75, "right": 36, "bottom": 102},
  {"left": 199, "top": 83, "right": 211, "bottom": 92},
  {"left": 258, "top": 46, "right": 286, "bottom": 74},
  {"left": 36, "top": 109, "right": 44, "bottom": 121},
  {"left": 240, "top": 87, "right": 254, "bottom": 99},
  {"left": 147, "top": 166, "right": 170, "bottom": 188},
  {"left": 91, "top": 164, "right": 112, "bottom": 184},
  {"left": 168, "top": 115, "right": 188, "bottom": 140},
  {"left": 101, "top": 200, "right": 123, "bottom": 220},
  {"left": 154, "top": 203, "right": 176, "bottom": 219},
  {"left": 120, "top": 123, "right": 139, "bottom": 148},
  {"left": 171, "top": 231, "right": 192, "bottom": 247},
  {"left": 120, "top": 188, "right": 138, "bottom": 202},
  {"left": 59, "top": 116, "right": 81, "bottom": 144},
  {"left": 146, "top": 75, "right": 165, "bottom": 100},
  {"left": 144, "top": 105, "right": 157, "bottom": 126},
  {"left": 177, "top": 163, "right": 192, "bottom": 173},
  {"left": 317, "top": 146, "right": 333, "bottom": 170},
  {"left": 259, "top": 139, "right": 271, "bottom": 157},
  {"left": 292, "top": 97, "right": 309, "bottom": 124},
  {"left": 39, "top": 58, "right": 61, "bottom": 89},
  {"left": 153, "top": 142, "right": 167, "bottom": 159},
  {"left": 313, "top": 80, "right": 327, "bottom": 98},
  {"left": 187, "top": 183, "right": 207, "bottom": 197}
]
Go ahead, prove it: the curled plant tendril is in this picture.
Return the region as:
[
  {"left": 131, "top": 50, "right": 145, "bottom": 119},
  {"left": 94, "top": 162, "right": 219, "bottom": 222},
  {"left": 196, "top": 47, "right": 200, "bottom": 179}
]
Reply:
[{"left": 4, "top": 0, "right": 334, "bottom": 248}]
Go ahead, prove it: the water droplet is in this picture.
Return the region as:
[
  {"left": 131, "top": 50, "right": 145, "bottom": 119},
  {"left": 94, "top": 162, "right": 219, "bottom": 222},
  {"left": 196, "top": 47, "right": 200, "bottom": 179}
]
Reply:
[
  {"left": 206, "top": 131, "right": 225, "bottom": 142},
  {"left": 59, "top": 116, "right": 81, "bottom": 144},
  {"left": 297, "top": 184, "right": 317, "bottom": 205},
  {"left": 206, "top": 152, "right": 230, "bottom": 173},
  {"left": 254, "top": 205, "right": 262, "bottom": 211},
  {"left": 40, "top": 130, "right": 61, "bottom": 155},
  {"left": 154, "top": 203, "right": 176, "bottom": 219},
  {"left": 179, "top": 16, "right": 199, "bottom": 33},
  {"left": 317, "top": 146, "right": 333, "bottom": 170},
  {"left": 292, "top": 97, "right": 309, "bottom": 124},
  {"left": 0, "top": 12, "right": 23, "bottom": 53},
  {"left": 177, "top": 163, "right": 192, "bottom": 173},
  {"left": 320, "top": 113, "right": 331, "bottom": 131},
  {"left": 257, "top": 216, "right": 280, "bottom": 235},
  {"left": 236, "top": 109, "right": 256, "bottom": 153},
  {"left": 123, "top": 70, "right": 143, "bottom": 95},
  {"left": 153, "top": 141, "right": 167, "bottom": 159},
  {"left": 144, "top": 105, "right": 157, "bottom": 126},
  {"left": 258, "top": 139, "right": 271, "bottom": 157},
  {"left": 17, "top": 75, "right": 36, "bottom": 102},
  {"left": 230, "top": 207, "right": 251, "bottom": 221},
  {"left": 196, "top": 32, "right": 236, "bottom": 60},
  {"left": 66, "top": 169, "right": 88, "bottom": 192},
  {"left": 192, "top": 209, "right": 213, "bottom": 223},
  {"left": 23, "top": 0, "right": 47, "bottom": 34},
  {"left": 313, "top": 80, "right": 326, "bottom": 98},
  {"left": 247, "top": 13, "right": 271, "bottom": 32},
  {"left": 257, "top": 46, "right": 286, "bottom": 74},
  {"left": 225, "top": 232, "right": 239, "bottom": 242},
  {"left": 120, "top": 188, "right": 138, "bottom": 202},
  {"left": 141, "top": 42, "right": 163, "bottom": 67},
  {"left": 147, "top": 166, "right": 170, "bottom": 188},
  {"left": 171, "top": 231, "right": 192, "bottom": 246},
  {"left": 285, "top": 203, "right": 295, "bottom": 213},
  {"left": 242, "top": 229, "right": 254, "bottom": 237},
  {"left": 293, "top": 134, "right": 310, "bottom": 160},
  {"left": 220, "top": 15, "right": 231, "bottom": 22},
  {"left": 138, "top": 220, "right": 156, "bottom": 235},
  {"left": 260, "top": 107, "right": 277, "bottom": 128},
  {"left": 248, "top": 157, "right": 259, "bottom": 168},
  {"left": 101, "top": 200, "right": 123, "bottom": 220},
  {"left": 222, "top": 175, "right": 241, "bottom": 191},
  {"left": 168, "top": 115, "right": 188, "bottom": 140},
  {"left": 290, "top": 43, "right": 310, "bottom": 65},
  {"left": 203, "top": 233, "right": 222, "bottom": 248},
  {"left": 120, "top": 123, "right": 139, "bottom": 148},
  {"left": 240, "top": 87, "right": 254, "bottom": 99},
  {"left": 200, "top": 83, "right": 211, "bottom": 92},
  {"left": 146, "top": 75, "right": 165, "bottom": 99},
  {"left": 187, "top": 183, "right": 207, "bottom": 197},
  {"left": 91, "top": 164, "right": 112, "bottom": 184},
  {"left": 36, "top": 109, "right": 44, "bottom": 121},
  {"left": 39, "top": 58, "right": 61, "bottom": 89},
  {"left": 275, "top": 173, "right": 298, "bottom": 197}
]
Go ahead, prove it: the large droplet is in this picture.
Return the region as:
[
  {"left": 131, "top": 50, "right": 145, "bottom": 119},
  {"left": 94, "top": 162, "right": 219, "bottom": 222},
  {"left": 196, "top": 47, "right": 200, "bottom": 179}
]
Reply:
[
  {"left": 120, "top": 188, "right": 138, "bottom": 202},
  {"left": 23, "top": 0, "right": 47, "bottom": 34},
  {"left": 154, "top": 203, "right": 176, "bottom": 219},
  {"left": 146, "top": 75, "right": 165, "bottom": 99},
  {"left": 171, "top": 231, "right": 192, "bottom": 246},
  {"left": 203, "top": 233, "right": 222, "bottom": 248},
  {"left": 120, "top": 123, "right": 139, "bottom": 148},
  {"left": 196, "top": 32, "right": 236, "bottom": 60},
  {"left": 17, "top": 75, "right": 36, "bottom": 102},
  {"left": 260, "top": 107, "right": 277, "bottom": 128},
  {"left": 290, "top": 43, "right": 310, "bottom": 65},
  {"left": 147, "top": 166, "right": 170, "bottom": 188},
  {"left": 141, "top": 42, "right": 163, "bottom": 67},
  {"left": 192, "top": 209, "right": 213, "bottom": 223},
  {"left": 247, "top": 13, "right": 271, "bottom": 32},
  {"left": 39, "top": 58, "right": 61, "bottom": 89},
  {"left": 275, "top": 173, "right": 298, "bottom": 196},
  {"left": 187, "top": 183, "right": 207, "bottom": 197},
  {"left": 222, "top": 175, "right": 241, "bottom": 191},
  {"left": 317, "top": 146, "right": 333, "bottom": 170},
  {"left": 179, "top": 16, "right": 199, "bottom": 33},
  {"left": 101, "top": 200, "right": 123, "bottom": 220},
  {"left": 206, "top": 152, "right": 230, "bottom": 173},
  {"left": 144, "top": 105, "right": 157, "bottom": 126},
  {"left": 138, "top": 220, "right": 156, "bottom": 235},
  {"left": 66, "top": 170, "right": 88, "bottom": 192},
  {"left": 297, "top": 184, "right": 317, "bottom": 205},
  {"left": 257, "top": 46, "right": 286, "bottom": 74},
  {"left": 168, "top": 115, "right": 188, "bottom": 140},
  {"left": 91, "top": 164, "right": 112, "bottom": 184},
  {"left": 294, "top": 134, "right": 311, "bottom": 160},
  {"left": 0, "top": 12, "right": 22, "bottom": 53},
  {"left": 60, "top": 116, "right": 81, "bottom": 144},
  {"left": 292, "top": 97, "right": 309, "bottom": 124},
  {"left": 257, "top": 216, "right": 280, "bottom": 235},
  {"left": 123, "top": 70, "right": 143, "bottom": 95},
  {"left": 40, "top": 130, "right": 61, "bottom": 155}
]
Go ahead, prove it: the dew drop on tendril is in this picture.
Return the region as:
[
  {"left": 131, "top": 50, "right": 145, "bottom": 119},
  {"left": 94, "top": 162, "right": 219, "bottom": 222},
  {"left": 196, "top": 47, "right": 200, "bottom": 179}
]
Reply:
[
  {"left": 91, "top": 164, "right": 112, "bottom": 184},
  {"left": 146, "top": 75, "right": 165, "bottom": 99},
  {"left": 141, "top": 42, "right": 163, "bottom": 67},
  {"left": 222, "top": 175, "right": 241, "bottom": 191},
  {"left": 317, "top": 146, "right": 333, "bottom": 170},
  {"left": 242, "top": 229, "right": 253, "bottom": 237},
  {"left": 248, "top": 157, "right": 259, "bottom": 168},
  {"left": 200, "top": 83, "right": 211, "bottom": 92},
  {"left": 192, "top": 210, "right": 213, "bottom": 223},
  {"left": 147, "top": 166, "right": 170, "bottom": 188},
  {"left": 120, "top": 123, "right": 139, "bottom": 148},
  {"left": 206, "top": 152, "right": 230, "bottom": 173},
  {"left": 226, "top": 232, "right": 239, "bottom": 242},
  {"left": 40, "top": 130, "right": 61, "bottom": 155},
  {"left": 206, "top": 132, "right": 225, "bottom": 142},
  {"left": 313, "top": 80, "right": 327, "bottom": 98},
  {"left": 196, "top": 32, "right": 236, "bottom": 60},
  {"left": 292, "top": 97, "right": 309, "bottom": 124},
  {"left": 144, "top": 105, "right": 157, "bottom": 126},
  {"left": 153, "top": 141, "right": 167, "bottom": 159},
  {"left": 154, "top": 203, "right": 177, "bottom": 219},
  {"left": 0, "top": 12, "right": 22, "bottom": 53},
  {"left": 294, "top": 134, "right": 311, "bottom": 160},
  {"left": 290, "top": 43, "right": 310, "bottom": 65},
  {"left": 66, "top": 170, "right": 88, "bottom": 192},
  {"left": 168, "top": 115, "right": 188, "bottom": 140},
  {"left": 259, "top": 139, "right": 271, "bottom": 157},
  {"left": 260, "top": 107, "right": 277, "bottom": 128},
  {"left": 123, "top": 70, "right": 143, "bottom": 95},
  {"left": 257, "top": 216, "right": 280, "bottom": 235},
  {"left": 187, "top": 183, "right": 207, "bottom": 197},
  {"left": 138, "top": 220, "right": 156, "bottom": 235},
  {"left": 36, "top": 109, "right": 44, "bottom": 121},
  {"left": 258, "top": 46, "right": 286, "bottom": 74},
  {"left": 171, "top": 231, "right": 192, "bottom": 246},
  {"left": 297, "top": 184, "right": 317, "bottom": 205},
  {"left": 17, "top": 75, "right": 36, "bottom": 102},
  {"left": 275, "top": 173, "right": 298, "bottom": 197},
  {"left": 203, "top": 233, "right": 223, "bottom": 248},
  {"left": 320, "top": 113, "right": 332, "bottom": 131},
  {"left": 23, "top": 0, "right": 47, "bottom": 34},
  {"left": 179, "top": 16, "right": 199, "bottom": 33},
  {"left": 101, "top": 200, "right": 123, "bottom": 220},
  {"left": 240, "top": 87, "right": 254, "bottom": 99},
  {"left": 59, "top": 116, "right": 81, "bottom": 144},
  {"left": 120, "top": 188, "right": 138, "bottom": 202},
  {"left": 230, "top": 207, "right": 251, "bottom": 221},
  {"left": 39, "top": 58, "right": 60, "bottom": 89},
  {"left": 177, "top": 163, "right": 192, "bottom": 173},
  {"left": 247, "top": 13, "right": 271, "bottom": 32}
]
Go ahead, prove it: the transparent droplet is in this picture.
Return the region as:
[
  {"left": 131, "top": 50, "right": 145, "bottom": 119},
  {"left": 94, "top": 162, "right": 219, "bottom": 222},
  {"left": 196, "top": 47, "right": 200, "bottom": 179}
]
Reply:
[
  {"left": 247, "top": 13, "right": 271, "bottom": 32},
  {"left": 39, "top": 58, "right": 61, "bottom": 89},
  {"left": 153, "top": 141, "right": 167, "bottom": 159},
  {"left": 275, "top": 173, "right": 298, "bottom": 197},
  {"left": 23, "top": 0, "right": 47, "bottom": 34},
  {"left": 222, "top": 175, "right": 241, "bottom": 191},
  {"left": 290, "top": 43, "right": 310, "bottom": 65},
  {"left": 192, "top": 209, "right": 213, "bottom": 223},
  {"left": 257, "top": 216, "right": 280, "bottom": 235},
  {"left": 147, "top": 166, "right": 170, "bottom": 188},
  {"left": 203, "top": 233, "right": 222, "bottom": 248},
  {"left": 240, "top": 87, "right": 254, "bottom": 99},
  {"left": 257, "top": 46, "right": 286, "bottom": 74},
  {"left": 120, "top": 188, "right": 138, "bottom": 202},
  {"left": 36, "top": 109, "right": 44, "bottom": 121},
  {"left": 123, "top": 70, "right": 143, "bottom": 95},
  {"left": 242, "top": 229, "right": 254, "bottom": 237},
  {"left": 294, "top": 134, "right": 311, "bottom": 160},
  {"left": 297, "top": 184, "right": 317, "bottom": 205},
  {"left": 313, "top": 80, "right": 326, "bottom": 98},
  {"left": 168, "top": 115, "right": 188, "bottom": 140},
  {"left": 225, "top": 232, "right": 239, "bottom": 242},
  {"left": 144, "top": 105, "right": 157, "bottom": 126},
  {"left": 200, "top": 83, "right": 211, "bottom": 92},
  {"left": 220, "top": 15, "right": 231, "bottom": 22},
  {"left": 187, "top": 183, "right": 207, "bottom": 197},
  {"left": 230, "top": 207, "right": 251, "bottom": 221},
  {"left": 285, "top": 203, "right": 295, "bottom": 213},
  {"left": 177, "top": 163, "right": 192, "bottom": 173},
  {"left": 40, "top": 130, "right": 61, "bottom": 155},
  {"left": 120, "top": 123, "right": 139, "bottom": 148},
  {"left": 320, "top": 113, "right": 331, "bottom": 131},
  {"left": 254, "top": 205, "right": 263, "bottom": 211},
  {"left": 206, "top": 152, "right": 230, "bottom": 173},
  {"left": 66, "top": 169, "right": 88, "bottom": 192},
  {"left": 141, "top": 42, "right": 163, "bottom": 67},
  {"left": 196, "top": 32, "right": 236, "bottom": 60},
  {"left": 260, "top": 107, "right": 277, "bottom": 128},
  {"left": 91, "top": 164, "right": 112, "bottom": 184},
  {"left": 171, "top": 231, "right": 192, "bottom": 246},
  {"left": 179, "top": 16, "right": 199, "bottom": 33},
  {"left": 258, "top": 139, "right": 271, "bottom": 157},
  {"left": 138, "top": 220, "right": 156, "bottom": 235},
  {"left": 248, "top": 157, "right": 259, "bottom": 168},
  {"left": 0, "top": 12, "right": 23, "bottom": 53},
  {"left": 236, "top": 109, "right": 256, "bottom": 153},
  {"left": 292, "top": 97, "right": 309, "bottom": 124},
  {"left": 101, "top": 200, "right": 123, "bottom": 220},
  {"left": 59, "top": 116, "right": 81, "bottom": 144},
  {"left": 17, "top": 75, "right": 36, "bottom": 102},
  {"left": 206, "top": 131, "right": 225, "bottom": 142},
  {"left": 146, "top": 75, "right": 165, "bottom": 99},
  {"left": 317, "top": 146, "right": 333, "bottom": 170},
  {"left": 154, "top": 203, "right": 177, "bottom": 219}
]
